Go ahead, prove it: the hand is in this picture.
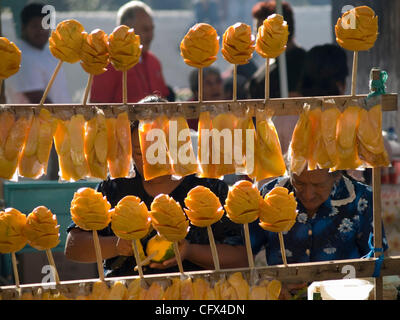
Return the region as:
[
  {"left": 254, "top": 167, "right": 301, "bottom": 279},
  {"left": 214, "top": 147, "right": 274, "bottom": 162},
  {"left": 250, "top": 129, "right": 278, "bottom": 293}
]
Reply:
[
  {"left": 149, "top": 239, "right": 190, "bottom": 269},
  {"left": 115, "top": 237, "right": 134, "bottom": 256}
]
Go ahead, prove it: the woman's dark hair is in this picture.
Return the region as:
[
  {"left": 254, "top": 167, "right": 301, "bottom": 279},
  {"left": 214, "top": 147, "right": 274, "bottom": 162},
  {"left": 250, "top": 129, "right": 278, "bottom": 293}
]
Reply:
[
  {"left": 131, "top": 95, "right": 167, "bottom": 132},
  {"left": 21, "top": 3, "right": 47, "bottom": 27},
  {"left": 298, "top": 44, "right": 349, "bottom": 96},
  {"left": 252, "top": 1, "right": 294, "bottom": 41}
]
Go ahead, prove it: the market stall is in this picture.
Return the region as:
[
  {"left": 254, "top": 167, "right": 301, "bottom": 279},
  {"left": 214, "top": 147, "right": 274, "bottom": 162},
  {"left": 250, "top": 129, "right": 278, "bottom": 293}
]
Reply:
[{"left": 0, "top": 5, "right": 399, "bottom": 300}]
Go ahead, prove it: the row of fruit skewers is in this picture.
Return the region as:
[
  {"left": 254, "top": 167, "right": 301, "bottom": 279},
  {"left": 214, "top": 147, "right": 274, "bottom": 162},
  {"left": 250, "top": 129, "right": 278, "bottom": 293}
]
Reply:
[
  {"left": 3, "top": 271, "right": 281, "bottom": 301},
  {"left": 0, "top": 181, "right": 297, "bottom": 289}
]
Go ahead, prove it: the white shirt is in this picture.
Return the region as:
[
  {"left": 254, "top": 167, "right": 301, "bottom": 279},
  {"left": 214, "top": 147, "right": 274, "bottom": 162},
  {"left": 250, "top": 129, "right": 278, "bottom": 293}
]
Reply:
[{"left": 5, "top": 39, "right": 71, "bottom": 104}]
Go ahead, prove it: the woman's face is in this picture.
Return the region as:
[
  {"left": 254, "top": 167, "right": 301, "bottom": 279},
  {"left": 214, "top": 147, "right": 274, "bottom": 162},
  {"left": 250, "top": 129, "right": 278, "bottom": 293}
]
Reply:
[
  {"left": 22, "top": 16, "right": 50, "bottom": 49},
  {"left": 124, "top": 10, "right": 154, "bottom": 54},
  {"left": 203, "top": 72, "right": 223, "bottom": 101},
  {"left": 290, "top": 169, "right": 339, "bottom": 214}
]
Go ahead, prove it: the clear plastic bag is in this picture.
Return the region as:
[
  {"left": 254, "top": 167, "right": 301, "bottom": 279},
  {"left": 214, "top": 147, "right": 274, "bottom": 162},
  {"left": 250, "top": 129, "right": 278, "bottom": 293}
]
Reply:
[
  {"left": 197, "top": 104, "right": 239, "bottom": 179},
  {"left": 333, "top": 100, "right": 362, "bottom": 171},
  {"left": 138, "top": 111, "right": 173, "bottom": 181},
  {"left": 1, "top": 107, "right": 32, "bottom": 181},
  {"left": 84, "top": 107, "right": 108, "bottom": 180},
  {"left": 165, "top": 108, "right": 197, "bottom": 179},
  {"left": 18, "top": 108, "right": 58, "bottom": 179},
  {"left": 357, "top": 103, "right": 390, "bottom": 168},
  {"left": 53, "top": 108, "right": 89, "bottom": 181},
  {"left": 249, "top": 108, "right": 286, "bottom": 181},
  {"left": 105, "top": 106, "right": 133, "bottom": 179}
]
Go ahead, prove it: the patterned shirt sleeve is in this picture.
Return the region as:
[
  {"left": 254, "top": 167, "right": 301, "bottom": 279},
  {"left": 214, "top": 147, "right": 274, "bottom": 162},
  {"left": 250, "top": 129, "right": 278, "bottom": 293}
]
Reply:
[{"left": 355, "top": 183, "right": 389, "bottom": 256}]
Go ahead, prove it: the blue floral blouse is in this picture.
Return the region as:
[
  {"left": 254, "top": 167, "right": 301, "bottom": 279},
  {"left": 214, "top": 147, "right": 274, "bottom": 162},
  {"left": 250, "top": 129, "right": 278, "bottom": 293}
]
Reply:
[{"left": 250, "top": 175, "right": 388, "bottom": 265}]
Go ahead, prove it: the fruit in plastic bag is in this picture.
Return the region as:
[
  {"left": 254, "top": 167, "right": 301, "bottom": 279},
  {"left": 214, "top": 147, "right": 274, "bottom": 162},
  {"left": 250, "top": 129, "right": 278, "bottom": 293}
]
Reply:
[
  {"left": 166, "top": 116, "right": 197, "bottom": 178},
  {"left": 106, "top": 112, "right": 132, "bottom": 178},
  {"left": 357, "top": 104, "right": 390, "bottom": 167},
  {"left": 334, "top": 105, "right": 362, "bottom": 170},
  {"left": 138, "top": 115, "right": 173, "bottom": 180},
  {"left": 250, "top": 110, "right": 285, "bottom": 181},
  {"left": 85, "top": 111, "right": 108, "bottom": 180},
  {"left": 18, "top": 109, "right": 58, "bottom": 179},
  {"left": 290, "top": 105, "right": 312, "bottom": 176},
  {"left": 54, "top": 114, "right": 89, "bottom": 181}
]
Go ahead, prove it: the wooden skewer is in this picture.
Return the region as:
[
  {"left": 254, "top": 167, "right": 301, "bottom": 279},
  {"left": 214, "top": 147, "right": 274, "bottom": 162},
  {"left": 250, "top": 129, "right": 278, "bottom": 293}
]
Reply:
[
  {"left": 11, "top": 252, "right": 20, "bottom": 288},
  {"left": 82, "top": 74, "right": 94, "bottom": 106},
  {"left": 278, "top": 232, "right": 288, "bottom": 267},
  {"left": 131, "top": 240, "right": 144, "bottom": 279},
  {"left": 233, "top": 64, "right": 238, "bottom": 102},
  {"left": 351, "top": 51, "right": 358, "bottom": 96},
  {"left": 243, "top": 223, "right": 255, "bottom": 269},
  {"left": 265, "top": 58, "right": 270, "bottom": 101},
  {"left": 40, "top": 60, "right": 63, "bottom": 106},
  {"left": 198, "top": 67, "right": 203, "bottom": 103},
  {"left": 173, "top": 241, "right": 185, "bottom": 275},
  {"left": 372, "top": 168, "right": 383, "bottom": 300},
  {"left": 92, "top": 230, "right": 105, "bottom": 281},
  {"left": 207, "top": 225, "right": 220, "bottom": 271},
  {"left": 134, "top": 250, "right": 158, "bottom": 271},
  {"left": 0, "top": 79, "right": 3, "bottom": 97},
  {"left": 45, "top": 249, "right": 60, "bottom": 285},
  {"left": 122, "top": 71, "right": 128, "bottom": 105}
]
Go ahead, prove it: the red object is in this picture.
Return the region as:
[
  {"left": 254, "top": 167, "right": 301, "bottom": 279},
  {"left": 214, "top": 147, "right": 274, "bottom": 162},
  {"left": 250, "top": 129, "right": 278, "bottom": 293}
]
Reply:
[
  {"left": 90, "top": 51, "right": 169, "bottom": 103},
  {"left": 390, "top": 158, "right": 400, "bottom": 184}
]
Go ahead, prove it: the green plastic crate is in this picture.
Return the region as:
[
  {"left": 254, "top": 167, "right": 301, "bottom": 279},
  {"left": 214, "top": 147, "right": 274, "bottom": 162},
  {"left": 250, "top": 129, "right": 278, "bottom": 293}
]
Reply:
[
  {"left": 3, "top": 180, "right": 100, "bottom": 252},
  {"left": 1, "top": 180, "right": 100, "bottom": 282}
]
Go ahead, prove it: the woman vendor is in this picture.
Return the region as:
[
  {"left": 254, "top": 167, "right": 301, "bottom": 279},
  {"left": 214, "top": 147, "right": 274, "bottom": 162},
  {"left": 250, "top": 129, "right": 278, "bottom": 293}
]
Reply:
[{"left": 65, "top": 96, "right": 248, "bottom": 277}]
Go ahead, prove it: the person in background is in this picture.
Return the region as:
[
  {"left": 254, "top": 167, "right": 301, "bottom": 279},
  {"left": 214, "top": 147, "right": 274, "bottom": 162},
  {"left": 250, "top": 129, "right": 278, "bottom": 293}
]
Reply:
[
  {"left": 90, "top": 1, "right": 172, "bottom": 103},
  {"left": 5, "top": 2, "right": 70, "bottom": 181},
  {"left": 187, "top": 66, "right": 224, "bottom": 130},
  {"left": 189, "top": 66, "right": 224, "bottom": 102},
  {"left": 247, "top": 1, "right": 306, "bottom": 156},
  {"left": 247, "top": 1, "right": 305, "bottom": 100},
  {"left": 5, "top": 2, "right": 70, "bottom": 104},
  {"left": 65, "top": 95, "right": 248, "bottom": 277},
  {"left": 297, "top": 44, "right": 349, "bottom": 97},
  {"left": 250, "top": 161, "right": 388, "bottom": 299},
  {"left": 193, "top": 0, "right": 221, "bottom": 34}
]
